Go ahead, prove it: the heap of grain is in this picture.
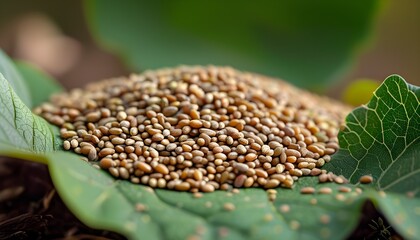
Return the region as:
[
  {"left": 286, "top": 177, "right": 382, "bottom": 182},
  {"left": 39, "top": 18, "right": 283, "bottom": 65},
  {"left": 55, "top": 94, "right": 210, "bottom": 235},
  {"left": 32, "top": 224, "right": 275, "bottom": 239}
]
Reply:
[{"left": 35, "top": 66, "right": 350, "bottom": 192}]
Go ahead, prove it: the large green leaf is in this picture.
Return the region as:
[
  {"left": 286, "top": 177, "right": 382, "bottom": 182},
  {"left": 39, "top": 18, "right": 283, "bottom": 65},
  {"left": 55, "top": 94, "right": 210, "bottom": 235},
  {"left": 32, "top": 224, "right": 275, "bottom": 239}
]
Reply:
[
  {"left": 0, "top": 72, "right": 60, "bottom": 152},
  {"left": 85, "top": 0, "right": 382, "bottom": 89},
  {"left": 326, "top": 75, "right": 420, "bottom": 196},
  {"left": 0, "top": 50, "right": 32, "bottom": 107},
  {"left": 15, "top": 61, "right": 64, "bottom": 107}
]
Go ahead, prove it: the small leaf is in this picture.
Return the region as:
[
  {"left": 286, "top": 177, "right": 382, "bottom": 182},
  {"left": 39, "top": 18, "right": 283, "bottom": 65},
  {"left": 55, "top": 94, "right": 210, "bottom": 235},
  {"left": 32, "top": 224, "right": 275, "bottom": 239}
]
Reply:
[
  {"left": 15, "top": 61, "right": 64, "bottom": 107},
  {"left": 0, "top": 50, "right": 32, "bottom": 107},
  {"left": 0, "top": 72, "right": 60, "bottom": 152},
  {"left": 326, "top": 75, "right": 420, "bottom": 196},
  {"left": 85, "top": 0, "right": 382, "bottom": 89}
]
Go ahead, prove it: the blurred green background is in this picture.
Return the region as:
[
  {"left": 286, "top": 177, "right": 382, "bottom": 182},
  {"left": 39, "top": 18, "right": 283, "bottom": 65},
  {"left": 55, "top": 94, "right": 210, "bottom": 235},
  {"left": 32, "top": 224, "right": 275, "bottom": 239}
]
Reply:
[{"left": 0, "top": 0, "right": 418, "bottom": 105}]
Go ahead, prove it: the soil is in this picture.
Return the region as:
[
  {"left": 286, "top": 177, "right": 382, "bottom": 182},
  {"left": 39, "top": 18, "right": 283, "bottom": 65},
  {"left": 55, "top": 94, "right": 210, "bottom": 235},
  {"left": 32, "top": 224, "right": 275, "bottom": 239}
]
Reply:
[{"left": 0, "top": 157, "right": 403, "bottom": 240}]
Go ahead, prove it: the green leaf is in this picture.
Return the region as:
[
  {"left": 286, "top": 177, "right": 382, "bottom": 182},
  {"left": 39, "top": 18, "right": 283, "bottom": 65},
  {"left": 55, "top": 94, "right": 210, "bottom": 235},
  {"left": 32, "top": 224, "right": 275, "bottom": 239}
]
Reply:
[
  {"left": 0, "top": 72, "right": 60, "bottom": 152},
  {"left": 85, "top": 0, "right": 382, "bottom": 89},
  {"left": 15, "top": 61, "right": 64, "bottom": 107},
  {"left": 42, "top": 151, "right": 368, "bottom": 240},
  {"left": 0, "top": 50, "right": 32, "bottom": 107},
  {"left": 326, "top": 75, "right": 420, "bottom": 196}
]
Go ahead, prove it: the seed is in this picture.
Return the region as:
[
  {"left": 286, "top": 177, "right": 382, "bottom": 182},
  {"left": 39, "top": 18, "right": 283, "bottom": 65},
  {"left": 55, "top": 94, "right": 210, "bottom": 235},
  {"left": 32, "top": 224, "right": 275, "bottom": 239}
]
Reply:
[
  {"left": 63, "top": 140, "right": 71, "bottom": 150},
  {"left": 193, "top": 170, "right": 203, "bottom": 181},
  {"left": 39, "top": 66, "right": 349, "bottom": 192},
  {"left": 359, "top": 175, "right": 373, "bottom": 184},
  {"left": 175, "top": 182, "right": 191, "bottom": 191},
  {"left": 318, "top": 187, "right": 332, "bottom": 194},
  {"left": 190, "top": 120, "right": 202, "bottom": 128},
  {"left": 223, "top": 203, "right": 235, "bottom": 211},
  {"left": 137, "top": 162, "right": 152, "bottom": 173},
  {"left": 264, "top": 179, "right": 280, "bottom": 188},
  {"left": 285, "top": 149, "right": 301, "bottom": 158},
  {"left": 163, "top": 106, "right": 178, "bottom": 117},
  {"left": 338, "top": 186, "right": 352, "bottom": 193},
  {"left": 99, "top": 158, "right": 114, "bottom": 169},
  {"left": 109, "top": 128, "right": 123, "bottom": 135},
  {"left": 300, "top": 187, "right": 315, "bottom": 194},
  {"left": 155, "top": 164, "right": 169, "bottom": 175},
  {"left": 98, "top": 148, "right": 115, "bottom": 157},
  {"left": 234, "top": 163, "right": 249, "bottom": 172},
  {"left": 245, "top": 153, "right": 257, "bottom": 162},
  {"left": 234, "top": 174, "right": 247, "bottom": 188},
  {"left": 201, "top": 184, "right": 215, "bottom": 193},
  {"left": 111, "top": 137, "right": 125, "bottom": 145}
]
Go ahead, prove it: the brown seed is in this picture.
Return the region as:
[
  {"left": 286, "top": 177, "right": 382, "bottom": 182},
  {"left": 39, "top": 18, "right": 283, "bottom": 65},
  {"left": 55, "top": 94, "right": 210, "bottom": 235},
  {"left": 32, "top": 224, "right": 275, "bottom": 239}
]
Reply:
[
  {"left": 99, "top": 158, "right": 114, "bottom": 169},
  {"left": 201, "top": 184, "right": 215, "bottom": 192},
  {"left": 300, "top": 187, "right": 315, "bottom": 194},
  {"left": 338, "top": 186, "right": 352, "bottom": 193},
  {"left": 359, "top": 175, "right": 373, "bottom": 184},
  {"left": 98, "top": 148, "right": 116, "bottom": 157},
  {"left": 175, "top": 182, "right": 191, "bottom": 191},
  {"left": 245, "top": 153, "right": 257, "bottom": 162},
  {"left": 234, "top": 174, "right": 247, "bottom": 188},
  {"left": 190, "top": 120, "right": 203, "bottom": 128},
  {"left": 137, "top": 162, "right": 153, "bottom": 173},
  {"left": 264, "top": 179, "right": 280, "bottom": 188},
  {"left": 155, "top": 164, "right": 169, "bottom": 175},
  {"left": 111, "top": 137, "right": 125, "bottom": 145},
  {"left": 318, "top": 187, "right": 333, "bottom": 194},
  {"left": 223, "top": 203, "right": 235, "bottom": 211}
]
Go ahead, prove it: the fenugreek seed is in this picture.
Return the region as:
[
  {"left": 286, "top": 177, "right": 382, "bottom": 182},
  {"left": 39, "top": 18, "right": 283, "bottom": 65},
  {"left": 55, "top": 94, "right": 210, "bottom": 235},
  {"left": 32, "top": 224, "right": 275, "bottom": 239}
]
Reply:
[
  {"left": 309, "top": 168, "right": 321, "bottom": 176},
  {"left": 285, "top": 149, "right": 301, "bottom": 158},
  {"left": 359, "top": 175, "right": 373, "bottom": 184},
  {"left": 137, "top": 162, "right": 153, "bottom": 173},
  {"left": 223, "top": 203, "right": 235, "bottom": 211},
  {"left": 88, "top": 148, "right": 97, "bottom": 161},
  {"left": 300, "top": 187, "right": 315, "bottom": 194},
  {"left": 111, "top": 137, "right": 125, "bottom": 145},
  {"left": 61, "top": 131, "right": 77, "bottom": 138},
  {"left": 109, "top": 127, "right": 123, "bottom": 135},
  {"left": 255, "top": 169, "right": 268, "bottom": 178},
  {"left": 264, "top": 179, "right": 280, "bottom": 188},
  {"left": 155, "top": 164, "right": 169, "bottom": 175},
  {"left": 162, "top": 106, "right": 178, "bottom": 117},
  {"left": 149, "top": 148, "right": 159, "bottom": 158},
  {"left": 119, "top": 167, "right": 130, "bottom": 179},
  {"left": 86, "top": 111, "right": 101, "bottom": 122},
  {"left": 234, "top": 174, "right": 247, "bottom": 188},
  {"left": 338, "top": 186, "right": 352, "bottom": 193},
  {"left": 245, "top": 153, "right": 257, "bottom": 162},
  {"left": 109, "top": 167, "right": 119, "bottom": 177},
  {"left": 190, "top": 120, "right": 202, "bottom": 128},
  {"left": 98, "top": 148, "right": 115, "bottom": 157},
  {"left": 244, "top": 177, "right": 254, "bottom": 187},
  {"left": 318, "top": 187, "right": 333, "bottom": 194},
  {"left": 201, "top": 184, "right": 215, "bottom": 192},
  {"left": 193, "top": 170, "right": 203, "bottom": 181},
  {"left": 318, "top": 173, "right": 329, "bottom": 183},
  {"left": 234, "top": 163, "right": 249, "bottom": 172},
  {"left": 63, "top": 140, "right": 71, "bottom": 150},
  {"left": 99, "top": 158, "right": 114, "bottom": 169},
  {"left": 175, "top": 182, "right": 191, "bottom": 191}
]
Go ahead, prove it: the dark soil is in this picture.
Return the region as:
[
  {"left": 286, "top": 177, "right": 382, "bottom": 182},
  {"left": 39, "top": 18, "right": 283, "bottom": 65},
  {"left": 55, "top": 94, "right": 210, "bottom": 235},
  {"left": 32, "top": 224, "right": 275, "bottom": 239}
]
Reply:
[{"left": 0, "top": 157, "right": 403, "bottom": 240}]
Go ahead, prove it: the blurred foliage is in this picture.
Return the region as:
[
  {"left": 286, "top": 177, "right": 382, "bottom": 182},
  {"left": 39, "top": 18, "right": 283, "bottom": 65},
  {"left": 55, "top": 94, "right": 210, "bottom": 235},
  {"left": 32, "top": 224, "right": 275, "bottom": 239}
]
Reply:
[
  {"left": 15, "top": 61, "right": 64, "bottom": 107},
  {"left": 85, "top": 0, "right": 382, "bottom": 91},
  {"left": 342, "top": 79, "right": 380, "bottom": 106}
]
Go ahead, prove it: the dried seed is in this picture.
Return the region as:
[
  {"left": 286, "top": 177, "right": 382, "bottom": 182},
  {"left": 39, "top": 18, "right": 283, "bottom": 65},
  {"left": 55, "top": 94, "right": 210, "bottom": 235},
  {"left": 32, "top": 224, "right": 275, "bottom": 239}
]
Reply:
[
  {"left": 318, "top": 187, "right": 332, "bottom": 194},
  {"left": 359, "top": 175, "right": 373, "bottom": 184},
  {"left": 300, "top": 187, "right": 315, "bottom": 194}
]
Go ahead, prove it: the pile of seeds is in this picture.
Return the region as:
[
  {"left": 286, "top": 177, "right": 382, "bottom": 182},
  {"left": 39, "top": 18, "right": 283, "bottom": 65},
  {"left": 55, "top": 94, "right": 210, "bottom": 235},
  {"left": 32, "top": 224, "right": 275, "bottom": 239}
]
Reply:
[{"left": 35, "top": 66, "right": 351, "bottom": 192}]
